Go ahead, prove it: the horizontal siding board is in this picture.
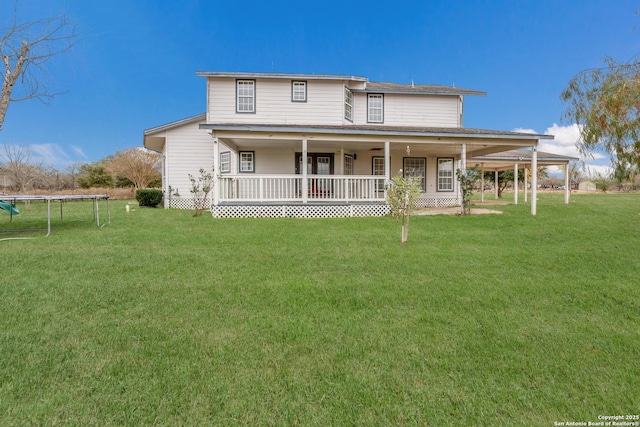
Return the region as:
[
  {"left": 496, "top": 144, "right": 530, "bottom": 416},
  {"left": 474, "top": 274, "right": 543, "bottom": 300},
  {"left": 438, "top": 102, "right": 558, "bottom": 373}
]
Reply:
[
  {"left": 386, "top": 95, "right": 459, "bottom": 127},
  {"left": 209, "top": 78, "right": 345, "bottom": 125},
  {"left": 254, "top": 148, "right": 295, "bottom": 174},
  {"left": 351, "top": 93, "right": 459, "bottom": 127},
  {"left": 164, "top": 120, "right": 222, "bottom": 194}
]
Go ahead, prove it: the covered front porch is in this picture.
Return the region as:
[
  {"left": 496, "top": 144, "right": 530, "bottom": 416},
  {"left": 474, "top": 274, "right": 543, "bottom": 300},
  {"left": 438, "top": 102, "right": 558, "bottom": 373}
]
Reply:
[{"left": 197, "top": 124, "right": 550, "bottom": 217}]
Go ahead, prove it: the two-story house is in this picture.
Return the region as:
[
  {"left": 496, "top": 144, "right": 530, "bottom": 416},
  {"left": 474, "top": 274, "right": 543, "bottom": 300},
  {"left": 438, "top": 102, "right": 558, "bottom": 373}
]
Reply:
[{"left": 143, "top": 72, "right": 553, "bottom": 217}]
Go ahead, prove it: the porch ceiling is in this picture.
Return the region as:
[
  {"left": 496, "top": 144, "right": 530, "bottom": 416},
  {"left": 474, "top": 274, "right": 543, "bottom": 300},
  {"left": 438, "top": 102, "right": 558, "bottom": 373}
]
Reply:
[
  {"left": 206, "top": 123, "right": 548, "bottom": 157},
  {"left": 216, "top": 132, "right": 537, "bottom": 158},
  {"left": 218, "top": 136, "right": 533, "bottom": 158}
]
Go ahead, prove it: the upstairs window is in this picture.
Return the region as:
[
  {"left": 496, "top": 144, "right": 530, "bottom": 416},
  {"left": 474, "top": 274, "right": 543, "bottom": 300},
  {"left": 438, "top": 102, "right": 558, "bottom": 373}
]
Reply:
[
  {"left": 367, "top": 94, "right": 384, "bottom": 123},
  {"left": 236, "top": 80, "right": 255, "bottom": 113},
  {"left": 344, "top": 87, "right": 353, "bottom": 122},
  {"left": 437, "top": 158, "right": 454, "bottom": 191},
  {"left": 292, "top": 81, "right": 307, "bottom": 102}
]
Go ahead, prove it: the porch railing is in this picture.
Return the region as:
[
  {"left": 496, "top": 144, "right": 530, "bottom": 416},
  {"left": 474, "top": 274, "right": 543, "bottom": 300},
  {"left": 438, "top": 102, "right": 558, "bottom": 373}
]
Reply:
[{"left": 217, "top": 175, "right": 386, "bottom": 203}]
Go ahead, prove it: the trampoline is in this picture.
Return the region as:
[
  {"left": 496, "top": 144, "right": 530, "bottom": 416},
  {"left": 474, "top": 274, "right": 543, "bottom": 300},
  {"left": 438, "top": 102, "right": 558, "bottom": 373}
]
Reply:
[{"left": 0, "top": 194, "right": 110, "bottom": 240}]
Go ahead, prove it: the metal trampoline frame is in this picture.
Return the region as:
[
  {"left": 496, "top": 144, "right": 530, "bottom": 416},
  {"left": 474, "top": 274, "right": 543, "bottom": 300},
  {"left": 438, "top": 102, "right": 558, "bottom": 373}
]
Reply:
[{"left": 0, "top": 194, "right": 110, "bottom": 240}]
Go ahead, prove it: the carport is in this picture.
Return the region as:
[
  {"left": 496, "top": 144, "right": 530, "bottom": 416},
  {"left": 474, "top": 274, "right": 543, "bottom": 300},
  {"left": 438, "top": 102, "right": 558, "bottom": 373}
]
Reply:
[{"left": 470, "top": 149, "right": 579, "bottom": 207}]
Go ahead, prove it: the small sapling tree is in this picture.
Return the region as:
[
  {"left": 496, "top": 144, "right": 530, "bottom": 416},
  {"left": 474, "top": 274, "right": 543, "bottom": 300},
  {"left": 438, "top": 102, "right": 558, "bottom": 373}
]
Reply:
[
  {"left": 456, "top": 166, "right": 481, "bottom": 215},
  {"left": 188, "top": 167, "right": 214, "bottom": 217},
  {"left": 386, "top": 171, "right": 421, "bottom": 244}
]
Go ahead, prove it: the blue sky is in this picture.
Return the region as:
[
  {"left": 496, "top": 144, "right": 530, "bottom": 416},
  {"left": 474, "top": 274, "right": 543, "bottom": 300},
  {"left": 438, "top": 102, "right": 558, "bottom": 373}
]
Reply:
[{"left": 1, "top": 0, "right": 638, "bottom": 175}]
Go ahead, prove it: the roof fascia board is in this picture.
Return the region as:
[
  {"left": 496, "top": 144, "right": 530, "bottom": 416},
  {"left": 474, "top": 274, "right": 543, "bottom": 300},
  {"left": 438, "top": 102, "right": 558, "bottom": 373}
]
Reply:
[
  {"left": 199, "top": 124, "right": 552, "bottom": 141},
  {"left": 351, "top": 88, "right": 486, "bottom": 96},
  {"left": 144, "top": 113, "right": 206, "bottom": 136},
  {"left": 196, "top": 72, "right": 367, "bottom": 82}
]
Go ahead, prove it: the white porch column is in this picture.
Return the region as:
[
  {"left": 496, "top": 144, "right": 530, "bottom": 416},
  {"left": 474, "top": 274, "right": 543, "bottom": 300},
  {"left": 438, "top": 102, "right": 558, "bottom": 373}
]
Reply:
[
  {"left": 514, "top": 162, "right": 519, "bottom": 205},
  {"left": 460, "top": 143, "right": 467, "bottom": 172},
  {"left": 495, "top": 171, "right": 499, "bottom": 199},
  {"left": 162, "top": 151, "right": 168, "bottom": 208},
  {"left": 384, "top": 141, "right": 390, "bottom": 195},
  {"left": 212, "top": 136, "right": 219, "bottom": 206},
  {"left": 531, "top": 146, "right": 537, "bottom": 216},
  {"left": 480, "top": 163, "right": 485, "bottom": 203},
  {"left": 564, "top": 163, "right": 570, "bottom": 204},
  {"left": 524, "top": 167, "right": 528, "bottom": 203},
  {"left": 459, "top": 143, "right": 467, "bottom": 208},
  {"left": 302, "top": 139, "right": 308, "bottom": 204}
]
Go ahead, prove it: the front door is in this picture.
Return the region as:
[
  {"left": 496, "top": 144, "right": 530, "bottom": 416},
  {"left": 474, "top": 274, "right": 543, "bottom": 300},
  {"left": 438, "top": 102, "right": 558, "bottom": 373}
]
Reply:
[
  {"left": 294, "top": 153, "right": 335, "bottom": 175},
  {"left": 295, "top": 153, "right": 335, "bottom": 195}
]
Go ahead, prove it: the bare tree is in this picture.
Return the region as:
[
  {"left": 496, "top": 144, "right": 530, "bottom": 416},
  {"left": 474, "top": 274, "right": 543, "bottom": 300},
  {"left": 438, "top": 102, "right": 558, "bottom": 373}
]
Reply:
[
  {"left": 0, "top": 144, "right": 45, "bottom": 192},
  {"left": 1, "top": 2, "right": 78, "bottom": 131},
  {"left": 105, "top": 148, "right": 161, "bottom": 190},
  {"left": 64, "top": 161, "right": 84, "bottom": 191}
]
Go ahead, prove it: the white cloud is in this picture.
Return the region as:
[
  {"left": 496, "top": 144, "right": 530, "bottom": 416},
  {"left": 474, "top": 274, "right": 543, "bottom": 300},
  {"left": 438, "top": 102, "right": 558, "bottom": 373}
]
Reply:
[
  {"left": 30, "top": 144, "right": 73, "bottom": 166},
  {"left": 512, "top": 123, "right": 614, "bottom": 178},
  {"left": 1, "top": 143, "right": 88, "bottom": 169},
  {"left": 513, "top": 128, "right": 538, "bottom": 134},
  {"left": 69, "top": 145, "right": 88, "bottom": 160}
]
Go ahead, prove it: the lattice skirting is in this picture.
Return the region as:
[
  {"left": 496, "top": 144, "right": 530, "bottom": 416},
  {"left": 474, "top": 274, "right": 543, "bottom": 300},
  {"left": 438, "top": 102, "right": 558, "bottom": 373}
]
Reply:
[
  {"left": 168, "top": 197, "right": 458, "bottom": 217},
  {"left": 415, "top": 197, "right": 460, "bottom": 208},
  {"left": 167, "top": 198, "right": 196, "bottom": 209},
  {"left": 211, "top": 204, "right": 391, "bottom": 218}
]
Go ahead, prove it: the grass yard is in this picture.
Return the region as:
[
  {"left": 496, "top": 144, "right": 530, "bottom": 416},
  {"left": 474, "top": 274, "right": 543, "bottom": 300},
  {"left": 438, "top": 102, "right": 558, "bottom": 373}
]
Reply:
[{"left": 0, "top": 194, "right": 638, "bottom": 426}]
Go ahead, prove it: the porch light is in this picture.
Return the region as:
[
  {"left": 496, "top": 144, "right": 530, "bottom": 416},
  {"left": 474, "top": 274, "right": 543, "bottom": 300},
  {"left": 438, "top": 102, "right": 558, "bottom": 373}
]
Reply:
[{"left": 406, "top": 145, "right": 411, "bottom": 155}]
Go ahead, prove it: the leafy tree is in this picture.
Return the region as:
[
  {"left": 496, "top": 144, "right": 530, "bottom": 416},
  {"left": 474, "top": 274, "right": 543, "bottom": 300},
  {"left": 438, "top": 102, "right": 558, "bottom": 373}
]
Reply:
[
  {"left": 76, "top": 163, "right": 113, "bottom": 188},
  {"left": 590, "top": 172, "right": 615, "bottom": 192},
  {"left": 561, "top": 56, "right": 640, "bottom": 172},
  {"left": 386, "top": 171, "right": 421, "bottom": 245},
  {"left": 484, "top": 167, "right": 547, "bottom": 197},
  {"left": 104, "top": 148, "right": 161, "bottom": 190},
  {"left": 483, "top": 170, "right": 523, "bottom": 198},
  {"left": 457, "top": 167, "right": 480, "bottom": 215},
  {"left": 0, "top": 3, "right": 78, "bottom": 131}
]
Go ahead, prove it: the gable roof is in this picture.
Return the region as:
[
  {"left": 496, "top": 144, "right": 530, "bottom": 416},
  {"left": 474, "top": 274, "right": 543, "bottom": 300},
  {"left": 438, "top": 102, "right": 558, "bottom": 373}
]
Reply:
[
  {"left": 143, "top": 113, "right": 206, "bottom": 136},
  {"left": 143, "top": 113, "right": 206, "bottom": 152},
  {"left": 195, "top": 72, "right": 483, "bottom": 95}
]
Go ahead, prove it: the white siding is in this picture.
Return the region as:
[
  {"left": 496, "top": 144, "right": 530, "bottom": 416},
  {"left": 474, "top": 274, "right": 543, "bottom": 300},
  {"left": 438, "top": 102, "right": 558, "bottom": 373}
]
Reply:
[
  {"left": 352, "top": 93, "right": 460, "bottom": 127},
  {"left": 385, "top": 95, "right": 460, "bottom": 127},
  {"left": 352, "top": 149, "right": 458, "bottom": 194},
  {"left": 208, "top": 78, "right": 345, "bottom": 125},
  {"left": 252, "top": 148, "right": 296, "bottom": 174},
  {"left": 163, "top": 120, "right": 233, "bottom": 196}
]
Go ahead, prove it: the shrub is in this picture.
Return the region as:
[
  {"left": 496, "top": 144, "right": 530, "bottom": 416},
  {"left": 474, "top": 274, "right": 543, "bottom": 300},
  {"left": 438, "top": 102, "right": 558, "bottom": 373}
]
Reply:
[
  {"left": 136, "top": 189, "right": 163, "bottom": 207},
  {"left": 386, "top": 171, "right": 421, "bottom": 244}
]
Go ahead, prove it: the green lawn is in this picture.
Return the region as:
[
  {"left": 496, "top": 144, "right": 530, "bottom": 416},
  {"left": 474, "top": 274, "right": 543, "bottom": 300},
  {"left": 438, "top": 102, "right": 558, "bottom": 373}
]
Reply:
[{"left": 1, "top": 194, "right": 638, "bottom": 426}]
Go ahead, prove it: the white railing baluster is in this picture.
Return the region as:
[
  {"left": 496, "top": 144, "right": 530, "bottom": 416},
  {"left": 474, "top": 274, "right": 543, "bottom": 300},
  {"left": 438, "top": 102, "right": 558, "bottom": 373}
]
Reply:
[{"left": 216, "top": 175, "right": 383, "bottom": 203}]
